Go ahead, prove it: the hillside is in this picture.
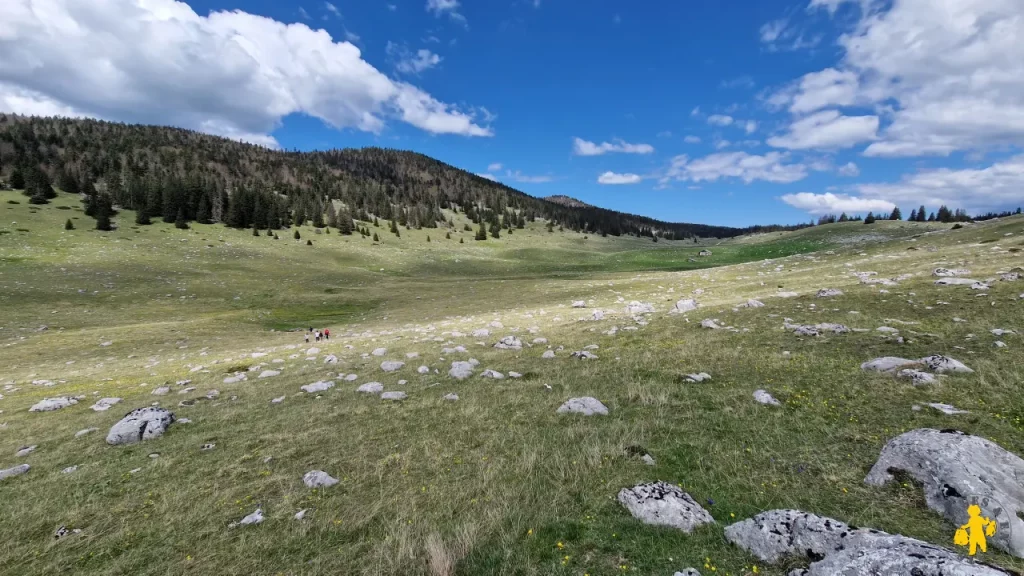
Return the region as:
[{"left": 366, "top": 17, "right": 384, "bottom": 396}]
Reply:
[
  {"left": 0, "top": 114, "right": 796, "bottom": 240},
  {"left": 544, "top": 195, "right": 594, "bottom": 209}
]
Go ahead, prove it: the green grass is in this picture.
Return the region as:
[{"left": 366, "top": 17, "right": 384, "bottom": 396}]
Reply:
[{"left": 1, "top": 190, "right": 1023, "bottom": 575}]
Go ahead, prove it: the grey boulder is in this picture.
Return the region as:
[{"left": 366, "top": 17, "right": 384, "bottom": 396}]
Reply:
[
  {"left": 864, "top": 428, "right": 1024, "bottom": 558},
  {"left": 816, "top": 288, "right": 843, "bottom": 297},
  {"left": 556, "top": 397, "right": 608, "bottom": 416},
  {"left": 0, "top": 464, "right": 30, "bottom": 481},
  {"left": 753, "top": 389, "right": 781, "bottom": 406},
  {"left": 301, "top": 381, "right": 334, "bottom": 393},
  {"left": 357, "top": 382, "right": 384, "bottom": 394},
  {"left": 448, "top": 361, "right": 475, "bottom": 380},
  {"left": 29, "top": 396, "right": 80, "bottom": 412},
  {"left": 617, "top": 481, "right": 715, "bottom": 533},
  {"left": 106, "top": 407, "right": 175, "bottom": 445},
  {"left": 303, "top": 470, "right": 338, "bottom": 488},
  {"left": 724, "top": 509, "right": 1010, "bottom": 575},
  {"left": 381, "top": 391, "right": 407, "bottom": 401},
  {"left": 670, "top": 299, "right": 699, "bottom": 314},
  {"left": 919, "top": 354, "right": 973, "bottom": 374},
  {"left": 494, "top": 336, "right": 523, "bottom": 350},
  {"left": 380, "top": 360, "right": 405, "bottom": 372},
  {"left": 861, "top": 357, "right": 918, "bottom": 372}
]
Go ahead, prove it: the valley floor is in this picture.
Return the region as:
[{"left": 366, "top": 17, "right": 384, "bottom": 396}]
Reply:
[{"left": 2, "top": 190, "right": 1023, "bottom": 575}]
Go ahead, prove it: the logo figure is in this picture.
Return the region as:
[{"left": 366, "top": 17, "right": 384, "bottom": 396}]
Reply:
[{"left": 955, "top": 504, "right": 997, "bottom": 555}]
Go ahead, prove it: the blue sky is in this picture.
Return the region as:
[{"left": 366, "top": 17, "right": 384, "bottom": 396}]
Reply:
[{"left": 2, "top": 0, "right": 1023, "bottom": 227}]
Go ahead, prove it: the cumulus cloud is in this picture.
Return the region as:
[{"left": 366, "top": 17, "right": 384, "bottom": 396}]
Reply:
[
  {"left": 744, "top": 120, "right": 758, "bottom": 134},
  {"left": 781, "top": 192, "right": 895, "bottom": 215},
  {"left": 837, "top": 161, "right": 860, "bottom": 176},
  {"left": 0, "top": 0, "right": 491, "bottom": 147},
  {"left": 707, "top": 114, "right": 734, "bottom": 127},
  {"left": 572, "top": 137, "right": 654, "bottom": 156},
  {"left": 683, "top": 135, "right": 701, "bottom": 144},
  {"left": 779, "top": 0, "right": 1024, "bottom": 156},
  {"left": 487, "top": 162, "right": 503, "bottom": 172},
  {"left": 387, "top": 42, "right": 442, "bottom": 74},
  {"left": 767, "top": 110, "right": 878, "bottom": 150},
  {"left": 760, "top": 19, "right": 789, "bottom": 43},
  {"left": 661, "top": 151, "right": 808, "bottom": 185},
  {"left": 507, "top": 170, "right": 552, "bottom": 184},
  {"left": 597, "top": 171, "right": 642, "bottom": 185}
]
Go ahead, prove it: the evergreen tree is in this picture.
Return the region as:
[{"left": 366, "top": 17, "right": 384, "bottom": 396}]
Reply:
[
  {"left": 459, "top": 237, "right": 464, "bottom": 244},
  {"left": 58, "top": 169, "right": 79, "bottom": 194},
  {"left": 373, "top": 216, "right": 379, "bottom": 227},
  {"left": 294, "top": 229, "right": 301, "bottom": 240},
  {"left": 135, "top": 200, "right": 151, "bottom": 225},
  {"left": 445, "top": 231, "right": 451, "bottom": 239},
  {"left": 64, "top": 218, "right": 74, "bottom": 230},
  {"left": 426, "top": 235, "right": 431, "bottom": 242},
  {"left": 311, "top": 201, "right": 325, "bottom": 228},
  {"left": 908, "top": 208, "right": 918, "bottom": 222},
  {"left": 489, "top": 222, "right": 501, "bottom": 239},
  {"left": 174, "top": 206, "right": 189, "bottom": 229},
  {"left": 196, "top": 193, "right": 213, "bottom": 224},
  {"left": 546, "top": 221, "right": 554, "bottom": 233},
  {"left": 253, "top": 223, "right": 260, "bottom": 236},
  {"left": 838, "top": 212, "right": 849, "bottom": 222},
  {"left": 373, "top": 232, "right": 379, "bottom": 242},
  {"left": 95, "top": 194, "right": 114, "bottom": 231},
  {"left": 9, "top": 167, "right": 24, "bottom": 189},
  {"left": 889, "top": 207, "right": 902, "bottom": 220},
  {"left": 338, "top": 209, "right": 354, "bottom": 235},
  {"left": 394, "top": 227, "right": 400, "bottom": 238},
  {"left": 917, "top": 205, "right": 927, "bottom": 222},
  {"left": 475, "top": 222, "right": 487, "bottom": 241},
  {"left": 927, "top": 212, "right": 936, "bottom": 222},
  {"left": 306, "top": 239, "right": 313, "bottom": 246},
  {"left": 326, "top": 202, "right": 338, "bottom": 228},
  {"left": 864, "top": 212, "right": 876, "bottom": 224}
]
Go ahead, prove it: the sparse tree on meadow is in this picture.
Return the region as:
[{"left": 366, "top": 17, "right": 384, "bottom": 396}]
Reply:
[
  {"left": 64, "top": 218, "right": 74, "bottom": 230},
  {"left": 94, "top": 194, "right": 114, "bottom": 231},
  {"left": 890, "top": 207, "right": 902, "bottom": 220}
]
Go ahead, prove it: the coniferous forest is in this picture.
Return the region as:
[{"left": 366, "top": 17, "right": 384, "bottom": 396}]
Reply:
[{"left": 0, "top": 114, "right": 804, "bottom": 238}]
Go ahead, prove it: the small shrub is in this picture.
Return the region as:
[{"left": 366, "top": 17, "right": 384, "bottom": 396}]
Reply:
[
  {"left": 306, "top": 239, "right": 313, "bottom": 246},
  {"left": 6, "top": 200, "right": 18, "bottom": 205},
  {"left": 57, "top": 205, "right": 71, "bottom": 210},
  {"left": 64, "top": 219, "right": 74, "bottom": 230},
  {"left": 951, "top": 223, "right": 963, "bottom": 230}
]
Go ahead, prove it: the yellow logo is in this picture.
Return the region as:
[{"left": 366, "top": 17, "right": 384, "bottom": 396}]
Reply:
[{"left": 954, "top": 504, "right": 997, "bottom": 555}]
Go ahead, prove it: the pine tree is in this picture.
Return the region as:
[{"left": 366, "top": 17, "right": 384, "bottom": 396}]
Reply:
[
  {"left": 394, "top": 227, "right": 400, "bottom": 238},
  {"left": 426, "top": 235, "right": 431, "bottom": 242},
  {"left": 95, "top": 194, "right": 114, "bottom": 231},
  {"left": 864, "top": 212, "right": 876, "bottom": 224},
  {"left": 489, "top": 222, "right": 501, "bottom": 239},
  {"left": 196, "top": 193, "right": 213, "bottom": 224},
  {"left": 338, "top": 209, "right": 354, "bottom": 235},
  {"left": 312, "top": 201, "right": 325, "bottom": 228},
  {"left": 326, "top": 202, "right": 338, "bottom": 228},
  {"left": 135, "top": 203, "right": 151, "bottom": 225},
  {"left": 64, "top": 218, "right": 74, "bottom": 230},
  {"left": 253, "top": 223, "right": 260, "bottom": 236},
  {"left": 9, "top": 167, "right": 25, "bottom": 190},
  {"left": 459, "top": 237, "right": 464, "bottom": 244},
  {"left": 294, "top": 229, "right": 301, "bottom": 240},
  {"left": 927, "top": 212, "right": 936, "bottom": 222},
  {"left": 373, "top": 232, "right": 379, "bottom": 242},
  {"left": 546, "top": 221, "right": 554, "bottom": 233},
  {"left": 917, "top": 205, "right": 927, "bottom": 222},
  {"left": 306, "top": 239, "right": 313, "bottom": 246},
  {"left": 174, "top": 206, "right": 189, "bottom": 230},
  {"left": 890, "top": 207, "right": 902, "bottom": 220},
  {"left": 373, "top": 216, "right": 379, "bottom": 227},
  {"left": 475, "top": 222, "right": 487, "bottom": 241},
  {"left": 909, "top": 208, "right": 918, "bottom": 222},
  {"left": 445, "top": 231, "right": 451, "bottom": 239}
]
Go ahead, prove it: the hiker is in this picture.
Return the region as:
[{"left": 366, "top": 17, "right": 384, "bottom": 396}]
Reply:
[
  {"left": 315, "top": 330, "right": 321, "bottom": 342},
  {"left": 304, "top": 332, "right": 309, "bottom": 343},
  {"left": 324, "top": 328, "right": 330, "bottom": 340}
]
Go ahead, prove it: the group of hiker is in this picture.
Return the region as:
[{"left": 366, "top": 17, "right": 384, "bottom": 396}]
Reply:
[{"left": 304, "top": 327, "right": 330, "bottom": 343}]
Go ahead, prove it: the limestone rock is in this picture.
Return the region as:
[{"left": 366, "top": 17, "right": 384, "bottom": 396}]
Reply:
[
  {"left": 494, "top": 336, "right": 523, "bottom": 350},
  {"left": 753, "top": 389, "right": 781, "bottom": 406},
  {"left": 741, "top": 299, "right": 764, "bottom": 308},
  {"left": 303, "top": 470, "right": 338, "bottom": 488},
  {"left": 570, "top": 350, "right": 598, "bottom": 360},
  {"left": 556, "top": 397, "right": 608, "bottom": 416},
  {"left": 357, "top": 382, "right": 384, "bottom": 394},
  {"left": 861, "top": 357, "right": 918, "bottom": 372},
  {"left": 151, "top": 387, "right": 170, "bottom": 395},
  {"left": 933, "top": 268, "right": 971, "bottom": 277},
  {"left": 816, "top": 288, "right": 843, "bottom": 297},
  {"left": 542, "top": 350, "right": 556, "bottom": 359},
  {"left": 724, "top": 509, "right": 1009, "bottom": 575},
  {"left": 371, "top": 347, "right": 388, "bottom": 356},
  {"left": 670, "top": 299, "right": 699, "bottom": 314},
  {"left": 617, "top": 481, "right": 714, "bottom": 533},
  {"left": 323, "top": 355, "right": 338, "bottom": 364},
  {"left": 864, "top": 428, "right": 1024, "bottom": 558},
  {"left": 673, "top": 570, "right": 701, "bottom": 576},
  {"left": 381, "top": 391, "right": 407, "bottom": 401},
  {"left": 258, "top": 370, "right": 281, "bottom": 378},
  {"left": 926, "top": 403, "right": 968, "bottom": 415},
  {"left": 0, "top": 464, "right": 30, "bottom": 481},
  {"left": 90, "top": 398, "right": 121, "bottom": 412},
  {"left": 448, "top": 361, "right": 475, "bottom": 380},
  {"left": 572, "top": 300, "right": 587, "bottom": 308},
  {"left": 625, "top": 301, "right": 655, "bottom": 314},
  {"left": 106, "top": 407, "right": 175, "bottom": 445},
  {"left": 935, "top": 278, "right": 989, "bottom": 289},
  {"left": 380, "top": 360, "right": 405, "bottom": 372},
  {"left": 919, "top": 354, "right": 973, "bottom": 374},
  {"left": 481, "top": 369, "right": 504, "bottom": 379},
  {"left": 897, "top": 369, "right": 937, "bottom": 385},
  {"left": 443, "top": 393, "right": 459, "bottom": 402},
  {"left": 700, "top": 319, "right": 723, "bottom": 330},
  {"left": 471, "top": 329, "right": 490, "bottom": 338},
  {"left": 29, "top": 397, "right": 79, "bottom": 412},
  {"left": 417, "top": 365, "right": 430, "bottom": 374},
  {"left": 301, "top": 381, "right": 334, "bottom": 393},
  {"left": 16, "top": 445, "right": 37, "bottom": 457},
  {"left": 232, "top": 508, "right": 264, "bottom": 528},
  {"left": 685, "top": 373, "right": 711, "bottom": 383}
]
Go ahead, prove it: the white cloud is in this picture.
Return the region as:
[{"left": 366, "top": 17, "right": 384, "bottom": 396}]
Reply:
[
  {"left": 325, "top": 2, "right": 341, "bottom": 17},
  {"left": 426, "top": 0, "right": 466, "bottom": 25},
  {"left": 387, "top": 4, "right": 397, "bottom": 11},
  {"left": 715, "top": 140, "right": 731, "bottom": 150},
  {"left": 853, "top": 155, "right": 1024, "bottom": 213},
  {"left": 487, "top": 162, "right": 503, "bottom": 172},
  {"left": 597, "top": 171, "right": 642, "bottom": 185},
  {"left": 760, "top": 19, "right": 788, "bottom": 43},
  {"left": 298, "top": 7, "right": 311, "bottom": 20},
  {"left": 838, "top": 161, "right": 860, "bottom": 176},
  {"left": 572, "top": 137, "right": 654, "bottom": 156},
  {"left": 781, "top": 192, "right": 895, "bottom": 215},
  {"left": 387, "top": 43, "right": 442, "bottom": 75},
  {"left": 744, "top": 120, "right": 758, "bottom": 134},
  {"left": 707, "top": 114, "right": 734, "bottom": 127},
  {"left": 662, "top": 151, "right": 808, "bottom": 185},
  {"left": 0, "top": 0, "right": 491, "bottom": 146},
  {"left": 476, "top": 173, "right": 497, "bottom": 181},
  {"left": 690, "top": 106, "right": 701, "bottom": 117},
  {"left": 508, "top": 171, "right": 552, "bottom": 184},
  {"left": 683, "top": 135, "right": 701, "bottom": 144},
  {"left": 344, "top": 30, "right": 361, "bottom": 43},
  {"left": 767, "top": 110, "right": 878, "bottom": 150},
  {"left": 783, "top": 0, "right": 1024, "bottom": 157}
]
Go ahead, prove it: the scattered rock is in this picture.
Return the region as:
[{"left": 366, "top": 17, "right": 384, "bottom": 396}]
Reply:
[
  {"left": 864, "top": 428, "right": 1024, "bottom": 558},
  {"left": 231, "top": 508, "right": 264, "bottom": 528},
  {"left": 816, "top": 288, "right": 843, "bottom": 298},
  {"left": 371, "top": 347, "right": 388, "bottom": 356},
  {"left": 494, "top": 336, "right": 523, "bottom": 350},
  {"left": 258, "top": 370, "right": 281, "bottom": 379},
  {"left": 919, "top": 354, "right": 973, "bottom": 374},
  {"left": 16, "top": 445, "right": 37, "bottom": 457},
  {"left": 741, "top": 299, "right": 765, "bottom": 308},
  {"left": 443, "top": 393, "right": 459, "bottom": 402},
  {"left": 753, "top": 389, "right": 781, "bottom": 406},
  {"left": 617, "top": 481, "right": 715, "bottom": 533},
  {"left": 861, "top": 357, "right": 918, "bottom": 373},
  {"left": 625, "top": 301, "right": 655, "bottom": 314},
  {"left": 0, "top": 464, "right": 30, "bottom": 481},
  {"left": 700, "top": 319, "right": 723, "bottom": 330},
  {"left": 481, "top": 369, "right": 504, "bottom": 379},
  {"left": 151, "top": 386, "right": 170, "bottom": 395},
  {"left": 926, "top": 403, "right": 969, "bottom": 415},
  {"left": 570, "top": 350, "right": 598, "bottom": 360},
  {"left": 301, "top": 381, "right": 334, "bottom": 393},
  {"left": 106, "top": 407, "right": 175, "bottom": 445},
  {"left": 90, "top": 397, "right": 121, "bottom": 412},
  {"left": 508, "top": 371, "right": 522, "bottom": 378},
  {"left": 685, "top": 373, "right": 712, "bottom": 383},
  {"left": 933, "top": 268, "right": 971, "bottom": 277},
  {"left": 724, "top": 509, "right": 1009, "bottom": 575},
  {"left": 897, "top": 369, "right": 937, "bottom": 385},
  {"left": 323, "top": 355, "right": 338, "bottom": 364},
  {"left": 29, "top": 397, "right": 80, "bottom": 412},
  {"left": 380, "top": 361, "right": 405, "bottom": 372},
  {"left": 294, "top": 509, "right": 307, "bottom": 520},
  {"left": 542, "top": 350, "right": 556, "bottom": 359},
  {"left": 572, "top": 300, "right": 587, "bottom": 308},
  {"left": 448, "top": 361, "right": 475, "bottom": 380},
  {"left": 303, "top": 470, "right": 339, "bottom": 488},
  {"left": 556, "top": 397, "right": 608, "bottom": 416},
  {"left": 357, "top": 382, "right": 384, "bottom": 394},
  {"left": 271, "top": 396, "right": 285, "bottom": 404},
  {"left": 62, "top": 466, "right": 78, "bottom": 474},
  {"left": 417, "top": 365, "right": 430, "bottom": 374},
  {"left": 381, "top": 391, "right": 407, "bottom": 401},
  {"left": 670, "top": 299, "right": 699, "bottom": 314}
]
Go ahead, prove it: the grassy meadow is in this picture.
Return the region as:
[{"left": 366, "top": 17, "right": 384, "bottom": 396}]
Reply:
[{"left": 1, "top": 189, "right": 1023, "bottom": 575}]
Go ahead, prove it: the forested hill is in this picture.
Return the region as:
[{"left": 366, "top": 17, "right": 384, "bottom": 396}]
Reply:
[{"left": 0, "top": 114, "right": 791, "bottom": 238}]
